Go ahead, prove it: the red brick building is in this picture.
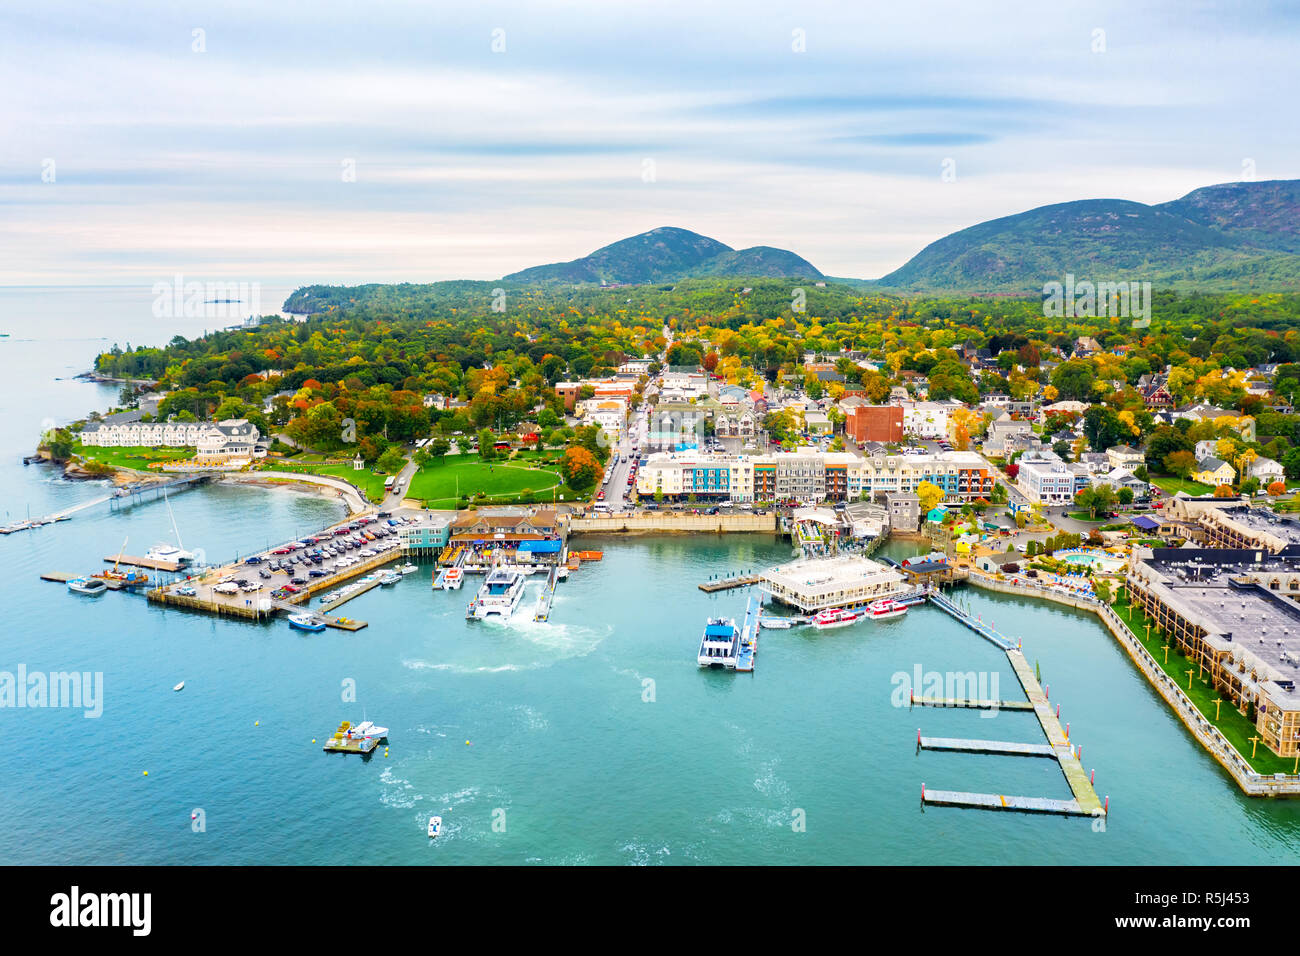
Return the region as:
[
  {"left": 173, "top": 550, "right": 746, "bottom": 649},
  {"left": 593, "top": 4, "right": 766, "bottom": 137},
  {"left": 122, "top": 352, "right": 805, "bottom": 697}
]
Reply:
[{"left": 845, "top": 405, "right": 903, "bottom": 444}]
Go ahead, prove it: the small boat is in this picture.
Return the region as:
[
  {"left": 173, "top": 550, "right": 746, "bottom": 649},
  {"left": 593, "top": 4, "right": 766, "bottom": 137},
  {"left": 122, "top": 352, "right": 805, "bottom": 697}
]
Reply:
[
  {"left": 379, "top": 570, "right": 401, "bottom": 586},
  {"left": 810, "top": 608, "right": 860, "bottom": 630},
  {"left": 173, "top": 681, "right": 185, "bottom": 692},
  {"left": 439, "top": 567, "right": 464, "bottom": 590},
  {"left": 428, "top": 815, "right": 442, "bottom": 838},
  {"left": 399, "top": 563, "right": 418, "bottom": 575},
  {"left": 288, "top": 613, "right": 327, "bottom": 632},
  {"left": 67, "top": 577, "right": 108, "bottom": 596},
  {"left": 350, "top": 720, "right": 388, "bottom": 739},
  {"left": 867, "top": 599, "right": 907, "bottom": 621},
  {"left": 761, "top": 616, "right": 794, "bottom": 629}
]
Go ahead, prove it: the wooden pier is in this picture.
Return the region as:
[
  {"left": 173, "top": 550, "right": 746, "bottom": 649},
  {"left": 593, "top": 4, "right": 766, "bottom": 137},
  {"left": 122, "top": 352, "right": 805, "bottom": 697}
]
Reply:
[
  {"left": 918, "top": 735, "right": 1055, "bottom": 758},
  {"left": 921, "top": 787, "right": 1094, "bottom": 817},
  {"left": 699, "top": 574, "right": 760, "bottom": 593},
  {"left": 103, "top": 554, "right": 184, "bottom": 572},
  {"left": 319, "top": 576, "right": 382, "bottom": 611},
  {"left": 911, "top": 693, "right": 1035, "bottom": 711}
]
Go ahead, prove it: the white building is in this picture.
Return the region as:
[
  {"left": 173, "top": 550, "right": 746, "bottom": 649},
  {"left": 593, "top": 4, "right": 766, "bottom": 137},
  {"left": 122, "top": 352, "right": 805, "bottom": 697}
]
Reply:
[
  {"left": 577, "top": 398, "right": 627, "bottom": 442},
  {"left": 81, "top": 418, "right": 261, "bottom": 460},
  {"left": 759, "top": 555, "right": 907, "bottom": 612},
  {"left": 1016, "top": 451, "right": 1078, "bottom": 505}
]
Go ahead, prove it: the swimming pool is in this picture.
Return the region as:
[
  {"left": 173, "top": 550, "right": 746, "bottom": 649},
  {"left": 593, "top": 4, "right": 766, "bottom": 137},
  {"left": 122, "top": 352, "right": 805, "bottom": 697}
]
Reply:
[{"left": 1061, "top": 551, "right": 1125, "bottom": 571}]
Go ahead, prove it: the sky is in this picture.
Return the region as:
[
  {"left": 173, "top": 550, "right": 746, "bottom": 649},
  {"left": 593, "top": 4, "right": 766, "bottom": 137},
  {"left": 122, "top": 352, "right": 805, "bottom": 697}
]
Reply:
[{"left": 2, "top": 0, "right": 1298, "bottom": 288}]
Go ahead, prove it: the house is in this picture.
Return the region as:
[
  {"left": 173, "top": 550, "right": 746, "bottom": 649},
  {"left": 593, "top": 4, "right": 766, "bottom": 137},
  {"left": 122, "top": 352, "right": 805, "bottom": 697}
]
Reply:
[
  {"left": 1015, "top": 450, "right": 1077, "bottom": 505},
  {"left": 1078, "top": 452, "right": 1111, "bottom": 475},
  {"left": 1074, "top": 336, "right": 1102, "bottom": 355},
  {"left": 1106, "top": 445, "right": 1145, "bottom": 470},
  {"left": 1095, "top": 467, "right": 1148, "bottom": 497},
  {"left": 982, "top": 414, "right": 1033, "bottom": 457},
  {"left": 804, "top": 411, "right": 832, "bottom": 436},
  {"left": 1192, "top": 457, "right": 1236, "bottom": 486},
  {"left": 1248, "top": 456, "right": 1286, "bottom": 484},
  {"left": 884, "top": 492, "right": 921, "bottom": 533},
  {"left": 1137, "top": 372, "right": 1174, "bottom": 408},
  {"left": 845, "top": 405, "right": 903, "bottom": 444}
]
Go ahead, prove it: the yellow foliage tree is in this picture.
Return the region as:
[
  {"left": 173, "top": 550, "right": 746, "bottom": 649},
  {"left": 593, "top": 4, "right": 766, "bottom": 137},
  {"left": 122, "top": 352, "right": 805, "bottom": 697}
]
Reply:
[{"left": 917, "top": 480, "right": 945, "bottom": 514}]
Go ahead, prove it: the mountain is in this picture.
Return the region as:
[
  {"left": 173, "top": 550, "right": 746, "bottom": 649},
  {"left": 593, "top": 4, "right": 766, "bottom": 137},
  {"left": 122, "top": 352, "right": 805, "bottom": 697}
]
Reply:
[
  {"left": 877, "top": 180, "right": 1300, "bottom": 292},
  {"left": 502, "top": 226, "right": 822, "bottom": 284}
]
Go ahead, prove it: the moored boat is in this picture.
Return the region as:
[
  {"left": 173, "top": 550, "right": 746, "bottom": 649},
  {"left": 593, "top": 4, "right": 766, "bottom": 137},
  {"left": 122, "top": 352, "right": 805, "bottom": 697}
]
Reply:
[
  {"left": 810, "top": 607, "right": 859, "bottom": 630},
  {"left": 288, "top": 612, "right": 327, "bottom": 632},
  {"left": 379, "top": 570, "right": 401, "bottom": 586},
  {"left": 867, "top": 598, "right": 907, "bottom": 621},
  {"left": 67, "top": 577, "right": 108, "bottom": 596},
  {"left": 398, "top": 563, "right": 418, "bottom": 575},
  {"left": 698, "top": 616, "right": 739, "bottom": 667},
  {"left": 467, "top": 567, "right": 526, "bottom": 620}
]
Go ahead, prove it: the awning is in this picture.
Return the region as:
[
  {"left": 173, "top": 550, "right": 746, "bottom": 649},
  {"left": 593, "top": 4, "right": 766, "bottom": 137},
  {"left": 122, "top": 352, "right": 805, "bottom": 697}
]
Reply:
[{"left": 517, "top": 539, "right": 562, "bottom": 553}]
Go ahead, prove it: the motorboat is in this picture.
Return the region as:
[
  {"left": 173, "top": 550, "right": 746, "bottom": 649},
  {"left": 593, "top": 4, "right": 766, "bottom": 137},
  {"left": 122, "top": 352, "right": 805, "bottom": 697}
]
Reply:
[
  {"left": 399, "top": 563, "right": 418, "bottom": 575},
  {"left": 810, "top": 608, "right": 860, "bottom": 630},
  {"left": 760, "top": 616, "right": 795, "bottom": 629},
  {"left": 67, "top": 577, "right": 108, "bottom": 596},
  {"left": 867, "top": 599, "right": 908, "bottom": 621},
  {"left": 145, "top": 543, "right": 195, "bottom": 565},
  {"left": 288, "top": 613, "right": 327, "bottom": 632},
  {"left": 467, "top": 567, "right": 526, "bottom": 620},
  {"left": 173, "top": 681, "right": 185, "bottom": 692},
  {"left": 379, "top": 570, "right": 401, "bottom": 586},
  {"left": 350, "top": 720, "right": 388, "bottom": 739},
  {"left": 698, "top": 616, "right": 739, "bottom": 667},
  {"left": 428, "top": 815, "right": 442, "bottom": 838}
]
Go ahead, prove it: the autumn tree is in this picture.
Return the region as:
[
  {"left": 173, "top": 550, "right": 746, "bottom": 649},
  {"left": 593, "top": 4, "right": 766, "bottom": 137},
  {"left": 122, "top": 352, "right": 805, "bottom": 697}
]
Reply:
[{"left": 561, "top": 446, "right": 603, "bottom": 491}]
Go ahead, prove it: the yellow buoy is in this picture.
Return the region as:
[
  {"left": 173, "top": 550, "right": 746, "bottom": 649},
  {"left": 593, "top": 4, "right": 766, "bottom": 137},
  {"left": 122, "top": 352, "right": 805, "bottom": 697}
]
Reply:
[
  {"left": 254, "top": 721, "right": 259, "bottom": 726},
  {"left": 465, "top": 740, "right": 471, "bottom": 746},
  {"left": 312, "top": 739, "right": 316, "bottom": 743},
  {"left": 142, "top": 770, "right": 148, "bottom": 776}
]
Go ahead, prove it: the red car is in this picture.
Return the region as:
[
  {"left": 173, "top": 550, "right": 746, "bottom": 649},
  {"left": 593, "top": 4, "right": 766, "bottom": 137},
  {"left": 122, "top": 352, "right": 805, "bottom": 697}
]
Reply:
[{"left": 272, "top": 547, "right": 291, "bottom": 555}]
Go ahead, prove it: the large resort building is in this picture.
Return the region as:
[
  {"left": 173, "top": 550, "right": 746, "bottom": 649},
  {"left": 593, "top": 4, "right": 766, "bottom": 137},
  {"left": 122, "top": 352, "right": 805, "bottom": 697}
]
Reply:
[
  {"left": 760, "top": 555, "right": 908, "bottom": 612},
  {"left": 80, "top": 418, "right": 262, "bottom": 464},
  {"left": 1125, "top": 546, "right": 1300, "bottom": 758}
]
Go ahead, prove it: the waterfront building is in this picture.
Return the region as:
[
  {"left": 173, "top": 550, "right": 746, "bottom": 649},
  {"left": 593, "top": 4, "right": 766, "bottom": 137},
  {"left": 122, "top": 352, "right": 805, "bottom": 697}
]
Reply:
[
  {"left": 759, "top": 555, "right": 907, "bottom": 612},
  {"left": 1195, "top": 505, "right": 1300, "bottom": 553},
  {"left": 1125, "top": 546, "right": 1300, "bottom": 757},
  {"left": 81, "top": 418, "right": 262, "bottom": 461}
]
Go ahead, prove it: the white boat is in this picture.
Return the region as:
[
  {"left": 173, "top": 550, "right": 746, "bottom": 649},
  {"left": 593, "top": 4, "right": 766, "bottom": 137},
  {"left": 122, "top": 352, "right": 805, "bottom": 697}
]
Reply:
[
  {"left": 428, "top": 815, "right": 442, "bottom": 838},
  {"left": 866, "top": 599, "right": 908, "bottom": 621},
  {"left": 67, "top": 577, "right": 108, "bottom": 596},
  {"left": 399, "top": 563, "right": 418, "bottom": 575},
  {"left": 379, "top": 570, "right": 401, "bottom": 586},
  {"left": 760, "top": 617, "right": 795, "bottom": 629},
  {"left": 350, "top": 720, "right": 388, "bottom": 739},
  {"left": 173, "top": 681, "right": 185, "bottom": 692},
  {"left": 467, "top": 567, "right": 526, "bottom": 620},
  {"left": 438, "top": 567, "right": 464, "bottom": 590},
  {"left": 698, "top": 616, "right": 739, "bottom": 667},
  {"left": 288, "top": 613, "right": 327, "bottom": 632},
  {"left": 145, "top": 543, "right": 195, "bottom": 565},
  {"left": 810, "top": 608, "right": 860, "bottom": 630}
]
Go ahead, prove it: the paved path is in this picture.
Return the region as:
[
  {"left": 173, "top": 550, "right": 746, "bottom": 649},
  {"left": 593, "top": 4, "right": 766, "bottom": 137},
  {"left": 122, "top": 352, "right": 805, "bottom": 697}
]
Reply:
[{"left": 227, "top": 471, "right": 367, "bottom": 514}]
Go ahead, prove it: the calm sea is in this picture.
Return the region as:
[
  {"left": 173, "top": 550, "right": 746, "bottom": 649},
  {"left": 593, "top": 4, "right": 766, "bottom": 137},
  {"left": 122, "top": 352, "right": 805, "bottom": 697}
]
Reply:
[{"left": 1, "top": 286, "right": 1298, "bottom": 864}]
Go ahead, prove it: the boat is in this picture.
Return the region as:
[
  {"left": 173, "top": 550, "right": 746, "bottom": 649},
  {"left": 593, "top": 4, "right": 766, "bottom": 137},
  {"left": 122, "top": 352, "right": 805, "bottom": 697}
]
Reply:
[
  {"left": 67, "top": 577, "right": 108, "bottom": 596},
  {"left": 760, "top": 616, "right": 795, "bottom": 629},
  {"left": 555, "top": 565, "right": 570, "bottom": 581},
  {"left": 439, "top": 567, "right": 464, "bottom": 590},
  {"left": 94, "top": 568, "right": 150, "bottom": 587},
  {"left": 698, "top": 616, "right": 739, "bottom": 667},
  {"left": 350, "top": 720, "right": 388, "bottom": 739},
  {"left": 428, "top": 815, "right": 442, "bottom": 838},
  {"left": 378, "top": 570, "right": 401, "bottom": 586},
  {"left": 810, "top": 608, "right": 860, "bottom": 630},
  {"left": 173, "top": 681, "right": 185, "bottom": 692},
  {"left": 467, "top": 567, "right": 527, "bottom": 620},
  {"left": 145, "top": 543, "right": 195, "bottom": 565},
  {"left": 399, "top": 563, "right": 418, "bottom": 575},
  {"left": 288, "top": 613, "right": 327, "bottom": 632},
  {"left": 866, "top": 599, "right": 907, "bottom": 621}
]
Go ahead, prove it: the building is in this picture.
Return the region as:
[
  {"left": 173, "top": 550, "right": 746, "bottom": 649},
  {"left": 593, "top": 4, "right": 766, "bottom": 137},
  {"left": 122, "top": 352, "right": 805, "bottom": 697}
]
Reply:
[
  {"left": 759, "top": 555, "right": 908, "bottom": 612},
  {"left": 1106, "top": 445, "right": 1145, "bottom": 470},
  {"left": 81, "top": 418, "right": 262, "bottom": 462},
  {"left": 1193, "top": 457, "right": 1236, "bottom": 487},
  {"left": 896, "top": 400, "right": 951, "bottom": 439},
  {"left": 845, "top": 405, "right": 903, "bottom": 444},
  {"left": 884, "top": 492, "right": 921, "bottom": 533},
  {"left": 647, "top": 401, "right": 714, "bottom": 451},
  {"left": 397, "top": 515, "right": 453, "bottom": 555},
  {"left": 1195, "top": 505, "right": 1300, "bottom": 553},
  {"left": 1248, "top": 457, "right": 1286, "bottom": 485},
  {"left": 982, "top": 414, "right": 1033, "bottom": 457},
  {"left": 577, "top": 398, "right": 627, "bottom": 442},
  {"left": 1125, "top": 547, "right": 1300, "bottom": 757},
  {"left": 555, "top": 382, "right": 582, "bottom": 412},
  {"left": 1015, "top": 450, "right": 1078, "bottom": 505},
  {"left": 804, "top": 411, "right": 832, "bottom": 436}
]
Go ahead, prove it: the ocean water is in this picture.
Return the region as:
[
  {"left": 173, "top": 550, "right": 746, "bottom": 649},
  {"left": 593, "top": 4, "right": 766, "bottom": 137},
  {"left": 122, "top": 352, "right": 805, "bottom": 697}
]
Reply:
[{"left": 2, "top": 287, "right": 1300, "bottom": 865}]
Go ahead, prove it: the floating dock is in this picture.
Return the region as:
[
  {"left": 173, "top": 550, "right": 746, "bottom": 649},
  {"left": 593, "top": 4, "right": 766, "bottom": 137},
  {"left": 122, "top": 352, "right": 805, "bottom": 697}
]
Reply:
[
  {"left": 921, "top": 787, "right": 1095, "bottom": 817},
  {"left": 319, "top": 576, "right": 382, "bottom": 610},
  {"left": 910, "top": 693, "right": 1035, "bottom": 711},
  {"left": 322, "top": 721, "right": 384, "bottom": 754},
  {"left": 533, "top": 565, "right": 560, "bottom": 622},
  {"left": 918, "top": 735, "right": 1055, "bottom": 758},
  {"left": 103, "top": 554, "right": 184, "bottom": 572},
  {"left": 699, "top": 574, "right": 760, "bottom": 593},
  {"left": 735, "top": 596, "right": 760, "bottom": 672}
]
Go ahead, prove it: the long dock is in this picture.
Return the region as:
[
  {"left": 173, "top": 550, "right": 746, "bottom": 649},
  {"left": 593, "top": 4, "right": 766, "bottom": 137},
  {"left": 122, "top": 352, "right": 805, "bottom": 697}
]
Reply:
[
  {"left": 921, "top": 788, "right": 1092, "bottom": 817},
  {"left": 534, "top": 565, "right": 560, "bottom": 622},
  {"left": 735, "top": 595, "right": 760, "bottom": 672},
  {"left": 917, "top": 585, "right": 1107, "bottom": 818},
  {"left": 103, "top": 554, "right": 184, "bottom": 572},
  {"left": 911, "top": 693, "right": 1035, "bottom": 711},
  {"left": 918, "top": 735, "right": 1055, "bottom": 757},
  {"left": 318, "top": 576, "right": 382, "bottom": 611}
]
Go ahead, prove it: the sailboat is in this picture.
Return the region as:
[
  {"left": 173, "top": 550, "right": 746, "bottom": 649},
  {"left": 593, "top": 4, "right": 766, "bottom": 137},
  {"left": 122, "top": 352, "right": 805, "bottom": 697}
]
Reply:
[{"left": 146, "top": 488, "right": 196, "bottom": 565}]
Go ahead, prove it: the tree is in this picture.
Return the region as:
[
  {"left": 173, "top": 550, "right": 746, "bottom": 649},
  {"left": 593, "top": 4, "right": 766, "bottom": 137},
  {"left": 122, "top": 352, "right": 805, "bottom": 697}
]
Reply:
[
  {"left": 1117, "top": 486, "right": 1134, "bottom": 505},
  {"left": 1213, "top": 484, "right": 1236, "bottom": 498},
  {"left": 376, "top": 446, "right": 406, "bottom": 474},
  {"left": 477, "top": 427, "right": 495, "bottom": 461},
  {"left": 916, "top": 480, "right": 945, "bottom": 514},
  {"left": 1268, "top": 480, "right": 1287, "bottom": 496},
  {"left": 429, "top": 437, "right": 450, "bottom": 461},
  {"left": 561, "top": 446, "right": 603, "bottom": 491},
  {"left": 1164, "top": 450, "right": 1197, "bottom": 479},
  {"left": 1050, "top": 360, "right": 1095, "bottom": 402},
  {"left": 1240, "top": 477, "right": 1260, "bottom": 496},
  {"left": 1075, "top": 484, "right": 1116, "bottom": 519}
]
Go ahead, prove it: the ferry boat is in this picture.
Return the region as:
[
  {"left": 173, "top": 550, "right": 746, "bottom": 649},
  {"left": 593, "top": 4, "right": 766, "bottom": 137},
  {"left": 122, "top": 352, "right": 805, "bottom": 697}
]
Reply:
[
  {"left": 467, "top": 568, "right": 526, "bottom": 620},
  {"left": 810, "top": 608, "right": 860, "bottom": 630},
  {"left": 288, "top": 613, "right": 327, "bottom": 632},
  {"left": 438, "top": 567, "right": 464, "bottom": 590},
  {"left": 866, "top": 599, "right": 908, "bottom": 621},
  {"left": 67, "top": 577, "right": 108, "bottom": 596},
  {"left": 697, "top": 616, "right": 739, "bottom": 667}
]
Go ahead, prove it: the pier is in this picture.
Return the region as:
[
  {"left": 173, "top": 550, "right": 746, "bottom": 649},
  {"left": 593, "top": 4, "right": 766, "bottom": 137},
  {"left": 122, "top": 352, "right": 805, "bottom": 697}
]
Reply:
[
  {"left": 698, "top": 573, "right": 761, "bottom": 593},
  {"left": 102, "top": 554, "right": 184, "bottom": 572},
  {"left": 533, "top": 565, "right": 560, "bottom": 622},
  {"left": 910, "top": 693, "right": 1035, "bottom": 711},
  {"left": 916, "top": 585, "right": 1107, "bottom": 819}
]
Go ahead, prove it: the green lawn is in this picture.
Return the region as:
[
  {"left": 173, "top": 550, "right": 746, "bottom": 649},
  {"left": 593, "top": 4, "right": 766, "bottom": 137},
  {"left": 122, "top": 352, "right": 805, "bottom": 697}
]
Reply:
[
  {"left": 263, "top": 459, "right": 389, "bottom": 502},
  {"left": 1151, "top": 475, "right": 1215, "bottom": 496},
  {"left": 409, "top": 452, "right": 583, "bottom": 508},
  {"left": 75, "top": 444, "right": 195, "bottom": 471},
  {"left": 1112, "top": 594, "right": 1295, "bottom": 775}
]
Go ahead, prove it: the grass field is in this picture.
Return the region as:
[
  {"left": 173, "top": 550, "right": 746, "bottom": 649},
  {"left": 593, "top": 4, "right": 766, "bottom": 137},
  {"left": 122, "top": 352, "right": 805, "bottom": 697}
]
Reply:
[
  {"left": 409, "top": 452, "right": 582, "bottom": 508},
  {"left": 1151, "top": 475, "right": 1216, "bottom": 496},
  {"left": 262, "top": 459, "right": 390, "bottom": 502},
  {"left": 75, "top": 444, "right": 194, "bottom": 471},
  {"left": 1113, "top": 594, "right": 1294, "bottom": 775}
]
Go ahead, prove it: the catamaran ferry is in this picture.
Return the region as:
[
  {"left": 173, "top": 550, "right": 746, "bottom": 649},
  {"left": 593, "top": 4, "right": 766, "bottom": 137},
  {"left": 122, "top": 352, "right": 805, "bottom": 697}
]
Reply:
[
  {"left": 698, "top": 616, "right": 740, "bottom": 667},
  {"left": 866, "top": 599, "right": 907, "bottom": 621},
  {"left": 810, "top": 607, "right": 860, "bottom": 630},
  {"left": 467, "top": 568, "right": 526, "bottom": 620}
]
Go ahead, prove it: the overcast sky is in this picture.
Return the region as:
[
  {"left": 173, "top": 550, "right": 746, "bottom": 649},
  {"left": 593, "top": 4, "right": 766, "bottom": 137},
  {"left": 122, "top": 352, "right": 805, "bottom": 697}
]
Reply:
[{"left": 3, "top": 0, "right": 1297, "bottom": 286}]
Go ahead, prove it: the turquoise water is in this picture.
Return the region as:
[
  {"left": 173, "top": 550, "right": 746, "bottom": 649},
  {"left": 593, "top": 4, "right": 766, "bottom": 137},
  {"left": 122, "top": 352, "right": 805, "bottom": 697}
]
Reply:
[{"left": 3, "top": 288, "right": 1300, "bottom": 864}]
